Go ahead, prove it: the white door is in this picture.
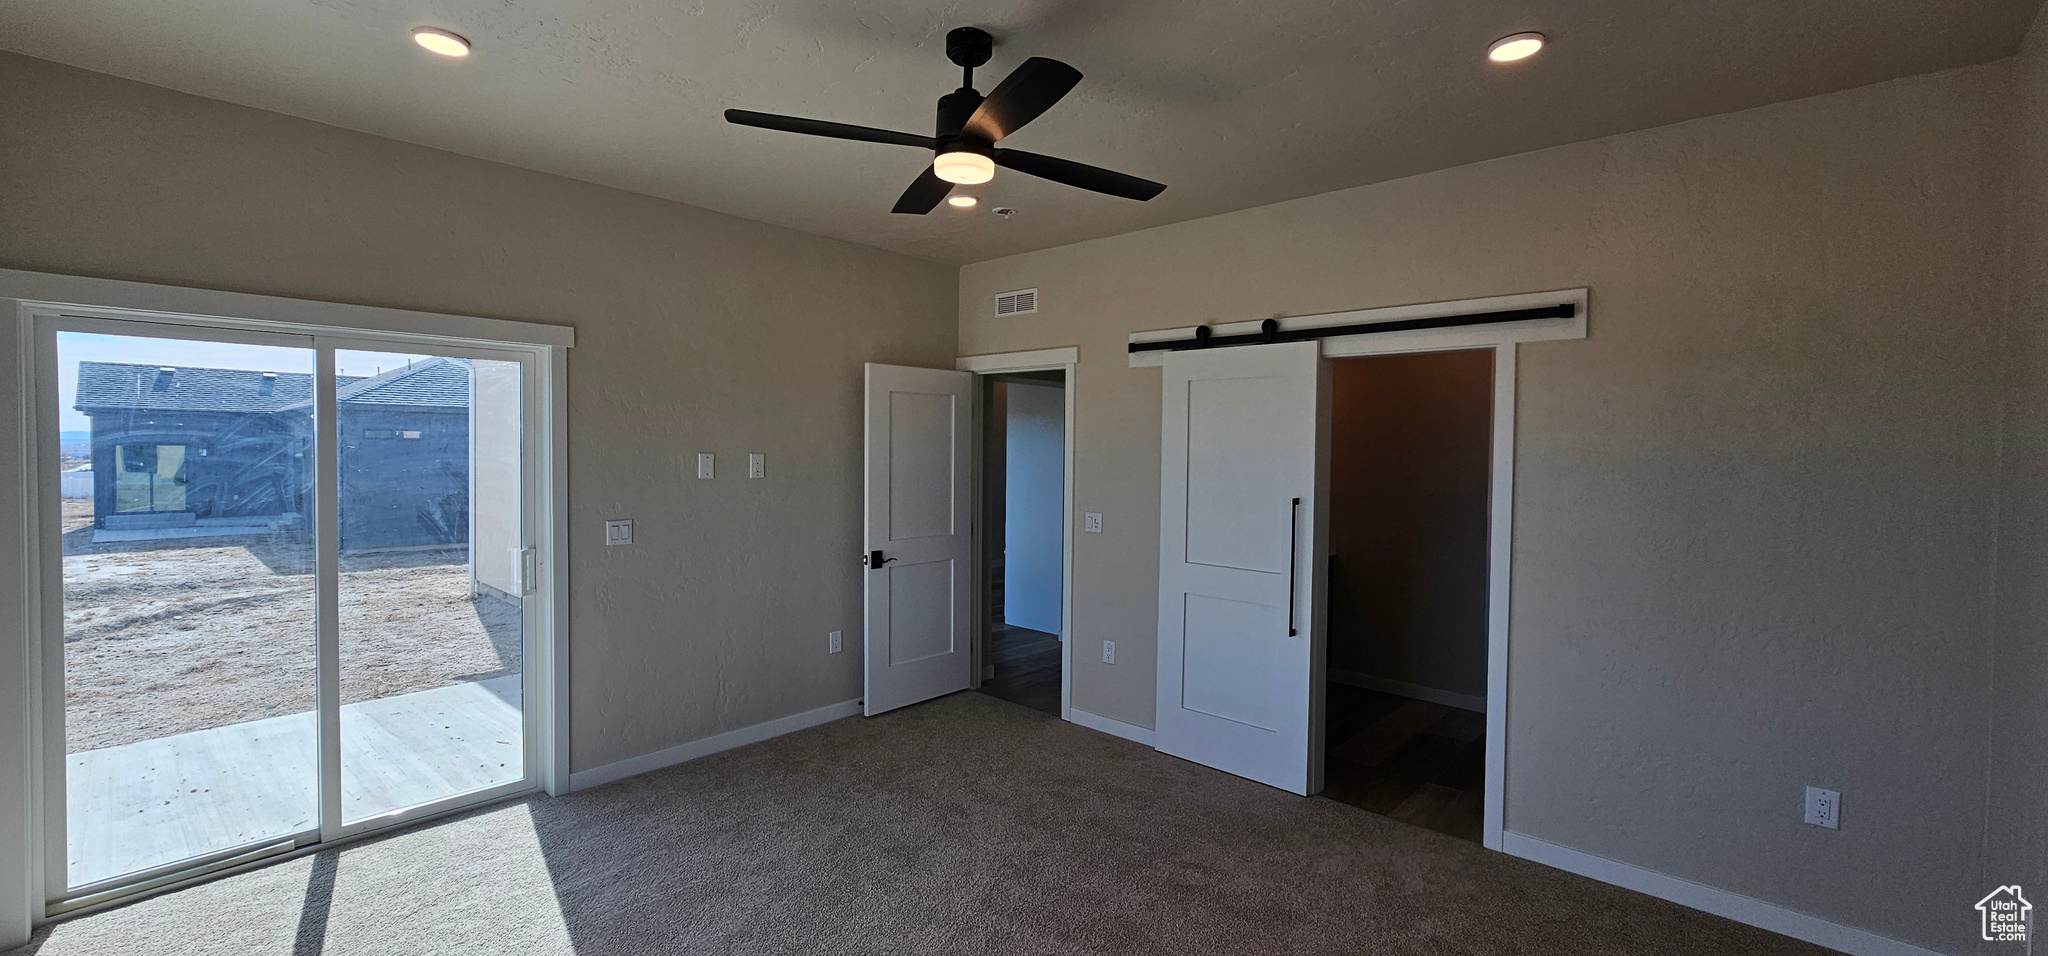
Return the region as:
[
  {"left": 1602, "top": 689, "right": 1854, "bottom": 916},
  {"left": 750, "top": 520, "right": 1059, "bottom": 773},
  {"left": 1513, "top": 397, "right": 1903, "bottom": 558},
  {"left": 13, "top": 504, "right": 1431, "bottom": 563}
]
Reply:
[
  {"left": 1155, "top": 341, "right": 1328, "bottom": 795},
  {"left": 863, "top": 363, "right": 975, "bottom": 715}
]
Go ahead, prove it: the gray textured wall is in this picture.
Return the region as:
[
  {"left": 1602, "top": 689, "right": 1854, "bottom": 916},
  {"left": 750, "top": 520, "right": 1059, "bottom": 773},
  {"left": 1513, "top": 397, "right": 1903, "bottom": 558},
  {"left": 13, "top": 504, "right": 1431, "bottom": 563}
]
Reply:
[
  {"left": 0, "top": 52, "right": 959, "bottom": 775},
  {"left": 1003, "top": 381, "right": 1065, "bottom": 635},
  {"left": 1991, "top": 5, "right": 2048, "bottom": 915},
  {"left": 960, "top": 63, "right": 2010, "bottom": 952}
]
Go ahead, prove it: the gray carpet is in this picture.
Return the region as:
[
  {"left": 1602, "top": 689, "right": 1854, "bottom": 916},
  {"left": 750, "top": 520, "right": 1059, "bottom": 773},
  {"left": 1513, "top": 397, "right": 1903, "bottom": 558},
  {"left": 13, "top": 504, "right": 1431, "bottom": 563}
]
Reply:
[{"left": 10, "top": 692, "right": 1833, "bottom": 955}]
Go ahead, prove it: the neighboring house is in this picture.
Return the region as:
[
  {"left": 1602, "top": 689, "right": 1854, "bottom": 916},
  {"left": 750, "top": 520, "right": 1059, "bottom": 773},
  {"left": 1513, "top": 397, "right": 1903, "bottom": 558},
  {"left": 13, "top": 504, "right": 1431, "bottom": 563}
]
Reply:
[
  {"left": 75, "top": 358, "right": 479, "bottom": 551},
  {"left": 332, "top": 358, "right": 476, "bottom": 551}
]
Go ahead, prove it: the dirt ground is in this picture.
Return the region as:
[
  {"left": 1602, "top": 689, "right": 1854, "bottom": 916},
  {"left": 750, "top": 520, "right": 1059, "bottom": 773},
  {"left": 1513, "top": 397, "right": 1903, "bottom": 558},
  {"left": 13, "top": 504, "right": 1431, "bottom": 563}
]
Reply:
[{"left": 61, "top": 499, "right": 521, "bottom": 752}]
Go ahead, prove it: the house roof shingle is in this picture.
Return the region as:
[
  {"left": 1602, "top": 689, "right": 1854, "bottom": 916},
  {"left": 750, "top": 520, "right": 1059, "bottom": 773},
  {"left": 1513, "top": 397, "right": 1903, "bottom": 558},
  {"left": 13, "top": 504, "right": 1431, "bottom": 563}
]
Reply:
[
  {"left": 74, "top": 363, "right": 319, "bottom": 414},
  {"left": 75, "top": 358, "right": 469, "bottom": 415},
  {"left": 331, "top": 357, "right": 471, "bottom": 409}
]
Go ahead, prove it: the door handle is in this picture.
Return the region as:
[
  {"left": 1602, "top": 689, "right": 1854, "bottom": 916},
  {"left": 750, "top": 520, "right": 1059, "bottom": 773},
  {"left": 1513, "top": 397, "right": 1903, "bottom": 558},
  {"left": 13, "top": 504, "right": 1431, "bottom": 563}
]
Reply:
[
  {"left": 1287, "top": 497, "right": 1301, "bottom": 637},
  {"left": 866, "top": 549, "right": 898, "bottom": 569}
]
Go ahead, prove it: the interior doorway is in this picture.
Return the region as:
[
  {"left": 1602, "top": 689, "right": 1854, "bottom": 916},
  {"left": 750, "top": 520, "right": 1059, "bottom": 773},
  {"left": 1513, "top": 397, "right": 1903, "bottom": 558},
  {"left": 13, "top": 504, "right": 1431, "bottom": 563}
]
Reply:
[
  {"left": 1319, "top": 349, "right": 1494, "bottom": 843},
  {"left": 975, "top": 369, "right": 1067, "bottom": 716}
]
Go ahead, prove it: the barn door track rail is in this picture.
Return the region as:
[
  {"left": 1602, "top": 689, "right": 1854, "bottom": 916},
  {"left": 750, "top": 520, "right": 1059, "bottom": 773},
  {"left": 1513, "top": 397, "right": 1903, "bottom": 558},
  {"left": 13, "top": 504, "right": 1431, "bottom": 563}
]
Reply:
[{"left": 1127, "top": 303, "right": 1576, "bottom": 354}]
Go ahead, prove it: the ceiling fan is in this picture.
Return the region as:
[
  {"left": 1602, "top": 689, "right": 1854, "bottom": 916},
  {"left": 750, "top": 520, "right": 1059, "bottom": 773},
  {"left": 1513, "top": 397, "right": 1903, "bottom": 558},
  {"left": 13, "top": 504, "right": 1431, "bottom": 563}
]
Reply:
[{"left": 725, "top": 27, "right": 1167, "bottom": 214}]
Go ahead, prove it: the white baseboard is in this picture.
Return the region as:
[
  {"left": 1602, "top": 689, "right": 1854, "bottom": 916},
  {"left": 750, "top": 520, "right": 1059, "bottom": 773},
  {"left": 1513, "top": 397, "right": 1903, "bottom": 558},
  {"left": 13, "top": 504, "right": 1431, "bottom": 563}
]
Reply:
[
  {"left": 569, "top": 699, "right": 862, "bottom": 791},
  {"left": 1329, "top": 668, "right": 1486, "bottom": 713},
  {"left": 1501, "top": 832, "right": 1949, "bottom": 956},
  {"left": 1066, "top": 708, "right": 1156, "bottom": 746}
]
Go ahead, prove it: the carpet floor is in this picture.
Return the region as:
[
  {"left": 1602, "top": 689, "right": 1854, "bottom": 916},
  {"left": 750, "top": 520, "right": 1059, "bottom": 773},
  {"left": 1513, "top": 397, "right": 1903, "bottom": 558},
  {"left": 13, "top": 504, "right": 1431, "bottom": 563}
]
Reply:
[{"left": 9, "top": 692, "right": 1834, "bottom": 955}]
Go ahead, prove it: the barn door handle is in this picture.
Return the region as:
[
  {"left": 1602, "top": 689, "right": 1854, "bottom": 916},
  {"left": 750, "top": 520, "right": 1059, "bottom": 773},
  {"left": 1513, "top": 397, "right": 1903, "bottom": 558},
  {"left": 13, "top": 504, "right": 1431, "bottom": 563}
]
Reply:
[
  {"left": 866, "top": 549, "right": 897, "bottom": 569},
  {"left": 1287, "top": 497, "right": 1301, "bottom": 637}
]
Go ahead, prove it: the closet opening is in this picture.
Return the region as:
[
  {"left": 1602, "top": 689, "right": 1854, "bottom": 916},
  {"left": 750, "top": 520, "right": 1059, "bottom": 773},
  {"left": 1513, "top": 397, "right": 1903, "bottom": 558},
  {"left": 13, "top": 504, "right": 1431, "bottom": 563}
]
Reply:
[{"left": 1320, "top": 348, "right": 1493, "bottom": 843}]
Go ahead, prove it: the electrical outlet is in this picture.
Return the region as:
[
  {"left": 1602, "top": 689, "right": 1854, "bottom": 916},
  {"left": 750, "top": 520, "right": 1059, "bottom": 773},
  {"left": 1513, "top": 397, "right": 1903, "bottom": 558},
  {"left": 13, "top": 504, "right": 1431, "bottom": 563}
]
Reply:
[
  {"left": 749, "top": 453, "right": 765, "bottom": 479},
  {"left": 828, "top": 630, "right": 843, "bottom": 654},
  {"left": 604, "top": 519, "right": 633, "bottom": 546},
  {"left": 697, "top": 453, "right": 715, "bottom": 479},
  {"left": 1804, "top": 786, "right": 1841, "bottom": 830},
  {"left": 1102, "top": 640, "right": 1116, "bottom": 664},
  {"left": 1085, "top": 512, "right": 1103, "bottom": 533}
]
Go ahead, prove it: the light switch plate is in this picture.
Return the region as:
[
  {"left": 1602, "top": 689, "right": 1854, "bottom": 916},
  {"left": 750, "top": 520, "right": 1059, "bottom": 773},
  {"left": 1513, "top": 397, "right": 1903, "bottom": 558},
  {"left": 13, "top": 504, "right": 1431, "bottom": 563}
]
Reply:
[
  {"left": 749, "top": 453, "right": 765, "bottom": 479},
  {"left": 828, "top": 630, "right": 843, "bottom": 654},
  {"left": 1102, "top": 640, "right": 1116, "bottom": 664},
  {"left": 1804, "top": 786, "right": 1840, "bottom": 829},
  {"left": 604, "top": 519, "right": 633, "bottom": 547},
  {"left": 697, "top": 453, "right": 714, "bottom": 479},
  {"left": 1084, "top": 512, "right": 1103, "bottom": 533}
]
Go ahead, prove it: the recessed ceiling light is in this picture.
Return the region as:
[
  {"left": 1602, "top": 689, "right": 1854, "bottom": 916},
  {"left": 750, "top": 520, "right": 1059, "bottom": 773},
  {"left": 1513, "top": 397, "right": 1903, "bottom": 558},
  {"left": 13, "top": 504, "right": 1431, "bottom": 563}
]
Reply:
[
  {"left": 412, "top": 27, "right": 471, "bottom": 58},
  {"left": 1487, "top": 32, "right": 1544, "bottom": 63},
  {"left": 947, "top": 195, "right": 978, "bottom": 208}
]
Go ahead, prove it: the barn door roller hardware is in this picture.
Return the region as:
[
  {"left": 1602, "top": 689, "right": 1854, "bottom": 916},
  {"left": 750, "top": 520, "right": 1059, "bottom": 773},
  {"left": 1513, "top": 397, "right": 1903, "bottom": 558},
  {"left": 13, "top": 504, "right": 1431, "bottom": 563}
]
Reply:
[{"left": 1126, "top": 303, "right": 1576, "bottom": 354}]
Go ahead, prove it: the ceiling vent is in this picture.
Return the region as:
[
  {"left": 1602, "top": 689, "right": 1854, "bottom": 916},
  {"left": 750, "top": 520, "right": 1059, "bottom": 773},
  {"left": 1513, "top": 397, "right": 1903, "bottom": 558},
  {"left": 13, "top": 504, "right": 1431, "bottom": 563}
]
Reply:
[{"left": 995, "top": 288, "right": 1038, "bottom": 316}]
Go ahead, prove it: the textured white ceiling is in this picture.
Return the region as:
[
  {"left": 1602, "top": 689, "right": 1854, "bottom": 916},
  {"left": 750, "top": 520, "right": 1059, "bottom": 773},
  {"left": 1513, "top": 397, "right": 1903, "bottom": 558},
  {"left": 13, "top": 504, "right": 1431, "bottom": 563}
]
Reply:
[{"left": 1, "top": 0, "right": 2039, "bottom": 263}]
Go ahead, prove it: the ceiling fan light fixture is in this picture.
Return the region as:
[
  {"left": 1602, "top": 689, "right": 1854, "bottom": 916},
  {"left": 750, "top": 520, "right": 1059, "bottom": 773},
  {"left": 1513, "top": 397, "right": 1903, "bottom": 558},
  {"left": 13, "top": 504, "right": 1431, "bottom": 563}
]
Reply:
[
  {"left": 723, "top": 28, "right": 1167, "bottom": 213},
  {"left": 412, "top": 26, "right": 471, "bottom": 58},
  {"left": 947, "top": 195, "right": 978, "bottom": 208},
  {"left": 934, "top": 151, "right": 996, "bottom": 185},
  {"left": 1487, "top": 32, "right": 1544, "bottom": 63}
]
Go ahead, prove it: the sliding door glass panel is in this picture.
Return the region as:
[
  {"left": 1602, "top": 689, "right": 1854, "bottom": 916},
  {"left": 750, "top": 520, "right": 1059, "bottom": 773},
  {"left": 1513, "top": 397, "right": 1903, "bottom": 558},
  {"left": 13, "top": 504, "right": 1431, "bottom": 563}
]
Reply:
[
  {"left": 335, "top": 351, "right": 525, "bottom": 824},
  {"left": 57, "top": 331, "right": 318, "bottom": 889}
]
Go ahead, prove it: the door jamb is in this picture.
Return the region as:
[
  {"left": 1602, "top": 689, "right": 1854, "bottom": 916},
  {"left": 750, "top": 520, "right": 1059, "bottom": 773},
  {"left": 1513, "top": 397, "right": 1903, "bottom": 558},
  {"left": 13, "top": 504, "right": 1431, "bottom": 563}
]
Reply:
[
  {"left": 1316, "top": 336, "right": 1524, "bottom": 852},
  {"left": 957, "top": 347, "right": 1078, "bottom": 721}
]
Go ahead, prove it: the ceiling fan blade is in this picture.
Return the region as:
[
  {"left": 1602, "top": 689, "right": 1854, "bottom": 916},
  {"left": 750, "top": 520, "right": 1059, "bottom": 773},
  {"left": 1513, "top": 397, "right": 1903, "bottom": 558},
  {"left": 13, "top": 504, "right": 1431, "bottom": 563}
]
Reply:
[
  {"left": 724, "top": 109, "right": 935, "bottom": 149},
  {"left": 994, "top": 148, "right": 1166, "bottom": 201},
  {"left": 963, "top": 57, "right": 1083, "bottom": 143},
  {"left": 891, "top": 166, "right": 955, "bottom": 214}
]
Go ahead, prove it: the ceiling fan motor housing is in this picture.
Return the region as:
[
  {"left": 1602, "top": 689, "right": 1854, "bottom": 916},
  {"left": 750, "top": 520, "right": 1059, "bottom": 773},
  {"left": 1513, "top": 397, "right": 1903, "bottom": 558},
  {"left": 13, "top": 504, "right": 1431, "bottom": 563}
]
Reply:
[{"left": 935, "top": 89, "right": 991, "bottom": 153}]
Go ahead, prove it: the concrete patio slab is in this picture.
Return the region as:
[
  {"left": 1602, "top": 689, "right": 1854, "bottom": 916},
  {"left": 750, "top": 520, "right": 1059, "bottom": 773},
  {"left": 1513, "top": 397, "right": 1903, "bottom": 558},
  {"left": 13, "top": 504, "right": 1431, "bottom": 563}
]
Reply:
[{"left": 66, "top": 675, "right": 523, "bottom": 889}]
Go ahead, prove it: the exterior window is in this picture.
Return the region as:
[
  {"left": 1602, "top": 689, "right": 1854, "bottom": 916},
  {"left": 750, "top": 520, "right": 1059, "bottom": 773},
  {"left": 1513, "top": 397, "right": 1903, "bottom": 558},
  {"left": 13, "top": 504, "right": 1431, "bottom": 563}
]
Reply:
[
  {"left": 363, "top": 429, "right": 395, "bottom": 439},
  {"left": 114, "top": 443, "right": 189, "bottom": 513}
]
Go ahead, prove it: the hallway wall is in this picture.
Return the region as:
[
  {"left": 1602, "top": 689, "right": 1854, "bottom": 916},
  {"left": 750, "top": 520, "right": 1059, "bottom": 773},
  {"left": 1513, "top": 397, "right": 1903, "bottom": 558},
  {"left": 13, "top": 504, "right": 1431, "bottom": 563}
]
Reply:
[{"left": 1004, "top": 381, "right": 1065, "bottom": 635}]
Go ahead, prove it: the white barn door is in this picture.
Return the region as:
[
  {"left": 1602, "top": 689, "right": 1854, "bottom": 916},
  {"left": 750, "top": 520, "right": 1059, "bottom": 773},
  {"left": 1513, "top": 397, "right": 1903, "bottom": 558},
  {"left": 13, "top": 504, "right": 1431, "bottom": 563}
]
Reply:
[
  {"left": 863, "top": 363, "right": 975, "bottom": 715},
  {"left": 1156, "top": 342, "right": 1328, "bottom": 795}
]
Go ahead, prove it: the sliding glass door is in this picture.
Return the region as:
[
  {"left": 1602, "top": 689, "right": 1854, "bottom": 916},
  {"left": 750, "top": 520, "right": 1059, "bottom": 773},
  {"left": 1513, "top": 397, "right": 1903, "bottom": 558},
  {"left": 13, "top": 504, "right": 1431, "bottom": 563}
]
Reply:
[
  {"left": 56, "top": 327, "right": 320, "bottom": 892},
  {"left": 43, "top": 320, "right": 540, "bottom": 905},
  {"left": 333, "top": 348, "right": 529, "bottom": 826}
]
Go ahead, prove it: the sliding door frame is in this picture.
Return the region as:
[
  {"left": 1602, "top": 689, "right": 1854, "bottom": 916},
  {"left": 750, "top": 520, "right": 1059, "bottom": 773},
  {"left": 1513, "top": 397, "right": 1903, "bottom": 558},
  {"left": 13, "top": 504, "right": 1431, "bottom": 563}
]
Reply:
[
  {"left": 313, "top": 333, "right": 543, "bottom": 843},
  {"left": 30, "top": 315, "right": 323, "bottom": 912},
  {"left": 1, "top": 268, "right": 573, "bottom": 932}
]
